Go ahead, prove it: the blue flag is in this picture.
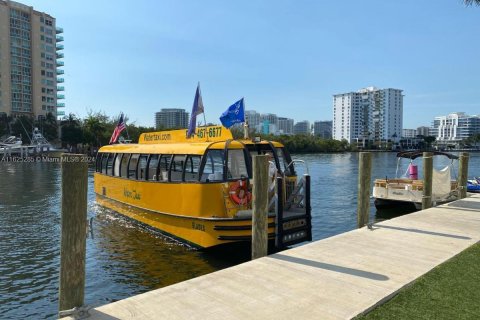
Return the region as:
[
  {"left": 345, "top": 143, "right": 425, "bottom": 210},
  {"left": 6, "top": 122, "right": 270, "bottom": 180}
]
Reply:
[
  {"left": 220, "top": 98, "right": 245, "bottom": 128},
  {"left": 187, "top": 83, "right": 204, "bottom": 138}
]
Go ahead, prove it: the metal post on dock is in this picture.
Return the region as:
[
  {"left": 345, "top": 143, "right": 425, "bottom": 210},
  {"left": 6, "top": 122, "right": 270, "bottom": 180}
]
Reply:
[
  {"left": 422, "top": 152, "right": 433, "bottom": 210},
  {"left": 59, "top": 154, "right": 88, "bottom": 314},
  {"left": 458, "top": 152, "right": 469, "bottom": 199},
  {"left": 252, "top": 155, "right": 269, "bottom": 259},
  {"left": 357, "top": 152, "right": 372, "bottom": 228}
]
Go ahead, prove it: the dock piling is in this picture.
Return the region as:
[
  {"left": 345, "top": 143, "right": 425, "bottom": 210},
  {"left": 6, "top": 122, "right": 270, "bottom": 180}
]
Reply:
[
  {"left": 59, "top": 154, "right": 88, "bottom": 314},
  {"left": 357, "top": 152, "right": 372, "bottom": 228},
  {"left": 252, "top": 155, "right": 269, "bottom": 259},
  {"left": 458, "top": 152, "right": 469, "bottom": 199},
  {"left": 422, "top": 152, "right": 433, "bottom": 210}
]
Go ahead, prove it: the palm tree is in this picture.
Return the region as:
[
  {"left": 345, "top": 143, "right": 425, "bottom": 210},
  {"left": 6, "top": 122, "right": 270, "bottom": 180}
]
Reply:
[{"left": 464, "top": 0, "right": 480, "bottom": 6}]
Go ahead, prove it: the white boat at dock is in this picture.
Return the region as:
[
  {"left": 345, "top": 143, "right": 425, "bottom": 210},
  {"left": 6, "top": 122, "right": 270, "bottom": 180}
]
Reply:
[{"left": 373, "top": 151, "right": 459, "bottom": 211}]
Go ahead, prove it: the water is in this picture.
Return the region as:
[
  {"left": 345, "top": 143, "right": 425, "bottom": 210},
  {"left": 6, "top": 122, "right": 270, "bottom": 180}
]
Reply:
[{"left": 1, "top": 152, "right": 478, "bottom": 319}]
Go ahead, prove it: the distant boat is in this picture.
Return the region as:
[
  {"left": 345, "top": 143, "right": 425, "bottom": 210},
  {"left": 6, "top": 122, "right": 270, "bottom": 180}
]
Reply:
[
  {"left": 373, "top": 151, "right": 459, "bottom": 211},
  {"left": 467, "top": 178, "right": 480, "bottom": 193},
  {"left": 1, "top": 128, "right": 61, "bottom": 156},
  {"left": 0, "top": 136, "right": 22, "bottom": 148}
]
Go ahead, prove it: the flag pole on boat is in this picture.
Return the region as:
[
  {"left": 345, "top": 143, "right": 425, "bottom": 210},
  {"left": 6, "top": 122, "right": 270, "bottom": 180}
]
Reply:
[{"left": 187, "top": 82, "right": 205, "bottom": 139}]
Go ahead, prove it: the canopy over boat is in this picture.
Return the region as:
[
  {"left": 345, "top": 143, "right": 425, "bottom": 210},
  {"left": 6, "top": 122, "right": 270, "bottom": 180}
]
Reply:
[{"left": 396, "top": 150, "right": 459, "bottom": 160}]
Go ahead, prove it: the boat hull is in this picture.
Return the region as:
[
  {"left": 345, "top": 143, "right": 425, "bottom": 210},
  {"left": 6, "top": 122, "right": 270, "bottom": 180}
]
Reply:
[
  {"left": 94, "top": 173, "right": 275, "bottom": 248},
  {"left": 96, "top": 195, "right": 275, "bottom": 249}
]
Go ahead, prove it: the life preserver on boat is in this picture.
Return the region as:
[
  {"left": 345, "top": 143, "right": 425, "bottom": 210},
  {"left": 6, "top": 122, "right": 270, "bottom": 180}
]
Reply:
[{"left": 229, "top": 179, "right": 252, "bottom": 205}]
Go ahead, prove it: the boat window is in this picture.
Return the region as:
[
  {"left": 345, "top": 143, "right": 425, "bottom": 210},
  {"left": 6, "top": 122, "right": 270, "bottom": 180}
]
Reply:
[
  {"left": 158, "top": 155, "right": 172, "bottom": 181},
  {"left": 106, "top": 153, "right": 115, "bottom": 176},
  {"left": 137, "top": 154, "right": 148, "bottom": 180},
  {"left": 128, "top": 154, "right": 140, "bottom": 179},
  {"left": 147, "top": 154, "right": 159, "bottom": 181},
  {"left": 101, "top": 153, "right": 110, "bottom": 174},
  {"left": 120, "top": 153, "right": 130, "bottom": 177},
  {"left": 95, "top": 153, "right": 103, "bottom": 172},
  {"left": 113, "top": 154, "right": 122, "bottom": 177},
  {"left": 201, "top": 149, "right": 224, "bottom": 182},
  {"left": 170, "top": 155, "right": 186, "bottom": 182},
  {"left": 227, "top": 149, "right": 248, "bottom": 180},
  {"left": 185, "top": 155, "right": 201, "bottom": 182}
]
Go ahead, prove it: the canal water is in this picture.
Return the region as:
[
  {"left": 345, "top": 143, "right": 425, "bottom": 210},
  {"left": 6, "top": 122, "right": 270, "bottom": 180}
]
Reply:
[{"left": 1, "top": 152, "right": 478, "bottom": 319}]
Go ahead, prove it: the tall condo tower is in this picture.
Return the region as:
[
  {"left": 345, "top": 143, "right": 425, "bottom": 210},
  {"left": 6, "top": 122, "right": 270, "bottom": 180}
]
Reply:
[
  {"left": 332, "top": 87, "right": 403, "bottom": 144},
  {"left": 0, "top": 0, "right": 65, "bottom": 120}
]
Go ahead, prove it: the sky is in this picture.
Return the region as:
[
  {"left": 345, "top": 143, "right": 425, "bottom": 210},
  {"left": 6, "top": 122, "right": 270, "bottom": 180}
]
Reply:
[{"left": 19, "top": 0, "right": 480, "bottom": 128}]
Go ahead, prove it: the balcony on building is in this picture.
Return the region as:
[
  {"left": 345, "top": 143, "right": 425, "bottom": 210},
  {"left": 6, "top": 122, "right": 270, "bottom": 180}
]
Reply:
[
  {"left": 56, "top": 52, "right": 64, "bottom": 59},
  {"left": 56, "top": 60, "right": 64, "bottom": 66},
  {"left": 56, "top": 35, "right": 64, "bottom": 42},
  {"left": 57, "top": 110, "right": 65, "bottom": 116},
  {"left": 56, "top": 69, "right": 64, "bottom": 75},
  {"left": 57, "top": 77, "right": 64, "bottom": 83},
  {"left": 56, "top": 44, "right": 64, "bottom": 51},
  {"left": 57, "top": 86, "right": 64, "bottom": 91},
  {"left": 57, "top": 102, "right": 65, "bottom": 108},
  {"left": 57, "top": 94, "right": 65, "bottom": 100},
  {"left": 56, "top": 27, "right": 64, "bottom": 34}
]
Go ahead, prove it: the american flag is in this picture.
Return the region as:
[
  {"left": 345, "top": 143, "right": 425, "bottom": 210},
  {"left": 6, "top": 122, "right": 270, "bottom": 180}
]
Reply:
[{"left": 109, "top": 113, "right": 126, "bottom": 144}]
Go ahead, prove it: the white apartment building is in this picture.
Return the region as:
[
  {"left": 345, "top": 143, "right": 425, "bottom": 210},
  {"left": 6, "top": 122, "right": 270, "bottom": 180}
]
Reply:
[
  {"left": 333, "top": 87, "right": 403, "bottom": 143},
  {"left": 278, "top": 117, "right": 294, "bottom": 135},
  {"left": 430, "top": 112, "right": 480, "bottom": 142},
  {"left": 155, "top": 108, "right": 189, "bottom": 129},
  {"left": 314, "top": 121, "right": 332, "bottom": 139},
  {"left": 402, "top": 129, "right": 416, "bottom": 138},
  {"left": 0, "top": 0, "right": 65, "bottom": 119},
  {"left": 293, "top": 121, "right": 310, "bottom": 135},
  {"left": 245, "top": 110, "right": 261, "bottom": 129}
]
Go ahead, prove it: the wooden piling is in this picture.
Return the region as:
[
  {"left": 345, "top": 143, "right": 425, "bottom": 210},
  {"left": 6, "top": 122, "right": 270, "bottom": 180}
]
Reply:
[
  {"left": 252, "top": 155, "right": 269, "bottom": 259},
  {"left": 458, "top": 152, "right": 469, "bottom": 199},
  {"left": 59, "top": 154, "right": 88, "bottom": 313},
  {"left": 422, "top": 152, "right": 433, "bottom": 210},
  {"left": 357, "top": 152, "right": 372, "bottom": 228}
]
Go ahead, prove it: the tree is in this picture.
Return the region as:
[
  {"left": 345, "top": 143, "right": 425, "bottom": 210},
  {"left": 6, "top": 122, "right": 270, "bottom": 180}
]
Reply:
[
  {"left": 61, "top": 113, "right": 83, "bottom": 148},
  {"left": 10, "top": 116, "right": 34, "bottom": 144},
  {"left": 82, "top": 110, "right": 113, "bottom": 147},
  {"left": 464, "top": 0, "right": 480, "bottom": 6},
  {"left": 423, "top": 136, "right": 436, "bottom": 150},
  {"left": 38, "top": 112, "right": 58, "bottom": 141}
]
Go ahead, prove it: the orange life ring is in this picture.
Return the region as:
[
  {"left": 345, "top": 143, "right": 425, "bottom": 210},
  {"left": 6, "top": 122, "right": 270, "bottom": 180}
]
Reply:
[{"left": 229, "top": 180, "right": 252, "bottom": 205}]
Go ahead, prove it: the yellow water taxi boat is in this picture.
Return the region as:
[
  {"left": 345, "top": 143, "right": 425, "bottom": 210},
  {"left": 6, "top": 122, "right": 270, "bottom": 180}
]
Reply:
[{"left": 94, "top": 126, "right": 311, "bottom": 249}]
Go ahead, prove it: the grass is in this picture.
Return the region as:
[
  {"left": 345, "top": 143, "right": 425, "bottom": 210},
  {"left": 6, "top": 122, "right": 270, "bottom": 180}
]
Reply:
[{"left": 358, "top": 242, "right": 480, "bottom": 320}]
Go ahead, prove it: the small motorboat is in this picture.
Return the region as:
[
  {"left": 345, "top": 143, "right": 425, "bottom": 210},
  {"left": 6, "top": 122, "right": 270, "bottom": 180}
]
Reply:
[{"left": 467, "top": 178, "right": 480, "bottom": 193}]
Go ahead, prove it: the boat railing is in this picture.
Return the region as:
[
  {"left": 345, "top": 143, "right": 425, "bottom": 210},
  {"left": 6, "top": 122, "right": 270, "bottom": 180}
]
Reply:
[{"left": 286, "top": 159, "right": 309, "bottom": 175}]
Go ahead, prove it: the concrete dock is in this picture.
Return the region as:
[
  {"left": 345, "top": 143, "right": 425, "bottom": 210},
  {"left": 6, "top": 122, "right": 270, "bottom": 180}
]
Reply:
[{"left": 69, "top": 195, "right": 480, "bottom": 320}]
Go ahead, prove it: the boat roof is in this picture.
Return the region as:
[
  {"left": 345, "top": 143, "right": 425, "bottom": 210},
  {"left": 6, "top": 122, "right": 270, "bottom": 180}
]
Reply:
[
  {"left": 99, "top": 125, "right": 284, "bottom": 155},
  {"left": 396, "top": 150, "right": 459, "bottom": 160}
]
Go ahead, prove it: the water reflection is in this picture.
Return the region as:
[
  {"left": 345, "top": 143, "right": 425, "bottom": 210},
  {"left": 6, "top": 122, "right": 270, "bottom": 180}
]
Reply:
[{"left": 1, "top": 152, "right": 479, "bottom": 319}]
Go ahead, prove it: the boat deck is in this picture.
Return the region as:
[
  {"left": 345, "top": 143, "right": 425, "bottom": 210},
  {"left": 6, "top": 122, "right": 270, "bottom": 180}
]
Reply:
[{"left": 65, "top": 195, "right": 480, "bottom": 320}]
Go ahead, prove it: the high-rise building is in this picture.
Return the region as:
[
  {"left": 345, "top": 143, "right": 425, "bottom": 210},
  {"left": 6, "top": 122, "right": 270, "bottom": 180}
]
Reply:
[
  {"left": 245, "top": 110, "right": 261, "bottom": 129},
  {"left": 332, "top": 87, "right": 403, "bottom": 143},
  {"left": 430, "top": 112, "right": 480, "bottom": 142},
  {"left": 313, "top": 121, "right": 332, "bottom": 139},
  {"left": 261, "top": 113, "right": 279, "bottom": 127},
  {"left": 155, "top": 108, "right": 189, "bottom": 129},
  {"left": 402, "top": 129, "right": 416, "bottom": 138},
  {"left": 0, "top": 0, "right": 65, "bottom": 120},
  {"left": 278, "top": 117, "right": 294, "bottom": 135},
  {"left": 293, "top": 121, "right": 310, "bottom": 135},
  {"left": 416, "top": 126, "right": 430, "bottom": 137}
]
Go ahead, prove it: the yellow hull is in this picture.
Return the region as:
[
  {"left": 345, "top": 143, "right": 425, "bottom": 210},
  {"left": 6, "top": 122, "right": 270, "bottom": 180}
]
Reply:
[{"left": 94, "top": 173, "right": 274, "bottom": 248}]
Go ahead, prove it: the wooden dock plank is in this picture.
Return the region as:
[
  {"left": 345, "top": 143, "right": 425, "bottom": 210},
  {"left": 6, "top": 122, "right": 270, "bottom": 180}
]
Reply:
[{"left": 69, "top": 195, "right": 480, "bottom": 320}]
